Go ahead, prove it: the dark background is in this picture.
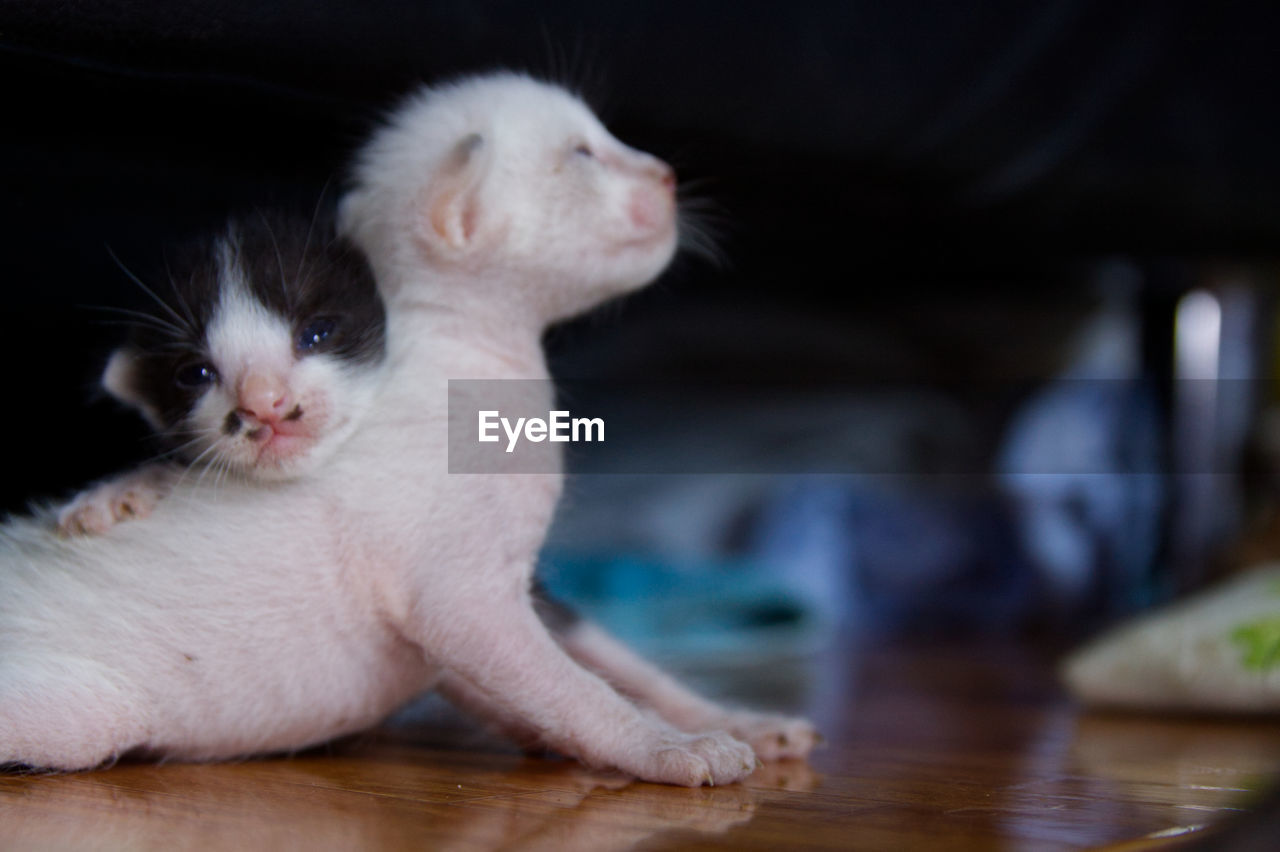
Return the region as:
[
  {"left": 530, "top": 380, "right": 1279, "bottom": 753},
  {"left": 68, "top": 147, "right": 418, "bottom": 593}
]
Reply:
[{"left": 3, "top": 1, "right": 1279, "bottom": 632}]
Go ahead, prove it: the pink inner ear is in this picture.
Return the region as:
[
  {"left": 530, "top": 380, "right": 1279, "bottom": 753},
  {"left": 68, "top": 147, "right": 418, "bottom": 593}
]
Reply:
[
  {"left": 424, "top": 184, "right": 478, "bottom": 250},
  {"left": 102, "top": 348, "right": 140, "bottom": 404},
  {"left": 462, "top": 202, "right": 479, "bottom": 242},
  {"left": 420, "top": 135, "right": 488, "bottom": 251},
  {"left": 428, "top": 190, "right": 456, "bottom": 244}
]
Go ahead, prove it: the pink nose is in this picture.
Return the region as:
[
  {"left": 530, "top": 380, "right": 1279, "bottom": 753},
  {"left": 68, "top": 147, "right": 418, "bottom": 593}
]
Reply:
[
  {"left": 237, "top": 372, "right": 291, "bottom": 423},
  {"left": 654, "top": 162, "right": 676, "bottom": 191}
]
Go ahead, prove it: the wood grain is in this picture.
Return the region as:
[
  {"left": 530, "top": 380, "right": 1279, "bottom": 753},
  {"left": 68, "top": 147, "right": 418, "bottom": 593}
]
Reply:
[{"left": 3, "top": 637, "right": 1278, "bottom": 850}]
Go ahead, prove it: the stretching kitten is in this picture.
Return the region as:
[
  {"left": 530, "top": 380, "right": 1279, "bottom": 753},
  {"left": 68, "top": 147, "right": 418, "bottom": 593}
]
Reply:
[
  {"left": 0, "top": 73, "right": 813, "bottom": 785},
  {"left": 340, "top": 71, "right": 817, "bottom": 768}
]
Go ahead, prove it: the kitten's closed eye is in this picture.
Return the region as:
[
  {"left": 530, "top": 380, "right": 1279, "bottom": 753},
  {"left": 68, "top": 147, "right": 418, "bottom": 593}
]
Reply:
[
  {"left": 296, "top": 318, "right": 337, "bottom": 353},
  {"left": 572, "top": 143, "right": 594, "bottom": 159}
]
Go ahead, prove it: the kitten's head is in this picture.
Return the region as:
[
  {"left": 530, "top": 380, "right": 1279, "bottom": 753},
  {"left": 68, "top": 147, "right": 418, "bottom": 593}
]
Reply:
[
  {"left": 103, "top": 212, "right": 387, "bottom": 480},
  {"left": 341, "top": 72, "right": 679, "bottom": 322}
]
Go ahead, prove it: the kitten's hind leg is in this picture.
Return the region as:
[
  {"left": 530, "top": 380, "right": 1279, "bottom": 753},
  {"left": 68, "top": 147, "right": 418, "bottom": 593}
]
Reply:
[
  {"left": 0, "top": 656, "right": 148, "bottom": 771},
  {"left": 554, "top": 618, "right": 821, "bottom": 762},
  {"left": 55, "top": 463, "right": 180, "bottom": 537},
  {"left": 412, "top": 586, "right": 755, "bottom": 787},
  {"left": 436, "top": 669, "right": 546, "bottom": 751}
]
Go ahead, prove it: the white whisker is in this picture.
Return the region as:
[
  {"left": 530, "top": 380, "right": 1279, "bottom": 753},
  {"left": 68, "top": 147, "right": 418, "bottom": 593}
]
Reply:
[
  {"left": 677, "top": 205, "right": 729, "bottom": 269},
  {"left": 79, "top": 305, "right": 186, "bottom": 338},
  {"left": 163, "top": 254, "right": 199, "bottom": 332},
  {"left": 104, "top": 245, "right": 192, "bottom": 333},
  {"left": 296, "top": 181, "right": 332, "bottom": 287},
  {"left": 256, "top": 209, "right": 292, "bottom": 312}
]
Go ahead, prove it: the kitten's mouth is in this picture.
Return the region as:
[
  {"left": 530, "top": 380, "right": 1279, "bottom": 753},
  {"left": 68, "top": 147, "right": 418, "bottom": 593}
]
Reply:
[
  {"left": 245, "top": 415, "right": 315, "bottom": 465},
  {"left": 251, "top": 429, "right": 315, "bottom": 467},
  {"left": 610, "top": 220, "right": 679, "bottom": 260}
]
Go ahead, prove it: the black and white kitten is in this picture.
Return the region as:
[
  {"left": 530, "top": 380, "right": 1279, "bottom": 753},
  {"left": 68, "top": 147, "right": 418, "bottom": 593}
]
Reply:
[{"left": 57, "top": 212, "right": 386, "bottom": 534}]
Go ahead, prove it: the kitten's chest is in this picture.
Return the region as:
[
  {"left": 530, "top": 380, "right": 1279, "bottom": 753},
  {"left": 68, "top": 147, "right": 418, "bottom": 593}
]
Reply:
[{"left": 328, "top": 444, "right": 561, "bottom": 616}]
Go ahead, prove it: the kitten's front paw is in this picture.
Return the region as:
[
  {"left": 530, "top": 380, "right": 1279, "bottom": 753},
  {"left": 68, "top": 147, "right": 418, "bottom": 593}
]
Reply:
[
  {"left": 56, "top": 477, "right": 165, "bottom": 536},
  {"left": 720, "top": 712, "right": 821, "bottom": 762},
  {"left": 625, "top": 727, "right": 756, "bottom": 787}
]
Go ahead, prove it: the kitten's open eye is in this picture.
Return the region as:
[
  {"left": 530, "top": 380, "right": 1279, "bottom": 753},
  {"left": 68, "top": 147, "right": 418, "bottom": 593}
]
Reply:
[
  {"left": 175, "top": 362, "right": 217, "bottom": 390},
  {"left": 297, "top": 317, "right": 338, "bottom": 353}
]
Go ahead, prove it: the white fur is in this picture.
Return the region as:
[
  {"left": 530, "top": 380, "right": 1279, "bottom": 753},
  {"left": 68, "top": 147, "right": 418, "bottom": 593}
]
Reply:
[{"left": 1, "top": 73, "right": 812, "bottom": 785}]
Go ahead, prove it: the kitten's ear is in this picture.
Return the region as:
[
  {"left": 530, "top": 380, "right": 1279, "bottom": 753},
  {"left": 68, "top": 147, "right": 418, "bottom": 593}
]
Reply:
[
  {"left": 102, "top": 347, "right": 164, "bottom": 429},
  {"left": 420, "top": 133, "right": 491, "bottom": 253},
  {"left": 335, "top": 192, "right": 360, "bottom": 241}
]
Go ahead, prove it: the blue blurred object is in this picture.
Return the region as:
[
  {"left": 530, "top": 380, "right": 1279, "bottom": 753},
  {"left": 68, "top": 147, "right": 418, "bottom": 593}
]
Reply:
[
  {"left": 751, "top": 476, "right": 1031, "bottom": 634},
  {"left": 997, "top": 287, "right": 1165, "bottom": 614},
  {"left": 544, "top": 474, "right": 1031, "bottom": 656},
  {"left": 839, "top": 479, "right": 1034, "bottom": 632},
  {"left": 541, "top": 550, "right": 827, "bottom": 665},
  {"left": 998, "top": 378, "right": 1164, "bottom": 614}
]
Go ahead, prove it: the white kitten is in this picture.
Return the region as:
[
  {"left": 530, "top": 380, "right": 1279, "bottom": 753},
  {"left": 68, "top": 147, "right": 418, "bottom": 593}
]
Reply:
[
  {"left": 0, "top": 73, "right": 814, "bottom": 785},
  {"left": 341, "top": 71, "right": 818, "bottom": 768}
]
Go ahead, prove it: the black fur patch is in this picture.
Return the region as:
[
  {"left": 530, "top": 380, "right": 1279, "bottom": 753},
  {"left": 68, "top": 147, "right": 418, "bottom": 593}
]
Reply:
[{"left": 116, "top": 209, "right": 386, "bottom": 454}]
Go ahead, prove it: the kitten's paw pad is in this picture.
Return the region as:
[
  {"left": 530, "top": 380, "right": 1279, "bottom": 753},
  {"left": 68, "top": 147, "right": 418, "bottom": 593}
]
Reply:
[
  {"left": 724, "top": 713, "right": 821, "bottom": 761},
  {"left": 109, "top": 487, "right": 158, "bottom": 520},
  {"left": 56, "top": 481, "right": 163, "bottom": 536},
  {"left": 55, "top": 494, "right": 115, "bottom": 536},
  {"left": 635, "top": 729, "right": 756, "bottom": 787}
]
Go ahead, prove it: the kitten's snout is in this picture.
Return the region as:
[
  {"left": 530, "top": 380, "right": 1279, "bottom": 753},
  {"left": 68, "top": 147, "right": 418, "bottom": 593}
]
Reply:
[
  {"left": 653, "top": 161, "right": 676, "bottom": 191},
  {"left": 236, "top": 371, "right": 293, "bottom": 425},
  {"left": 629, "top": 159, "right": 678, "bottom": 231}
]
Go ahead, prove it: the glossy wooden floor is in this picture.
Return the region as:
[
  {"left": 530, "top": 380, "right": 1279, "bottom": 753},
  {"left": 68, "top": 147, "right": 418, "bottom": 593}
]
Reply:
[{"left": 3, "top": 636, "right": 1280, "bottom": 851}]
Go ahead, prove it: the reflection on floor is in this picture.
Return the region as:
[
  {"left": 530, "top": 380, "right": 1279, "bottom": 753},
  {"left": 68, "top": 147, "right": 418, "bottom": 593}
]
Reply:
[{"left": 2, "top": 637, "right": 1279, "bottom": 851}]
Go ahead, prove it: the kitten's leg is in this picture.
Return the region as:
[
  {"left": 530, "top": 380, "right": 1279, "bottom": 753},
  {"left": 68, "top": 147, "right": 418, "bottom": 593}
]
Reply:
[
  {"left": 530, "top": 582, "right": 818, "bottom": 760},
  {"left": 555, "top": 619, "right": 820, "bottom": 762},
  {"left": 435, "top": 670, "right": 544, "bottom": 750},
  {"left": 0, "top": 655, "right": 147, "bottom": 771},
  {"left": 413, "top": 583, "right": 756, "bottom": 787},
  {"left": 56, "top": 463, "right": 180, "bottom": 536}
]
